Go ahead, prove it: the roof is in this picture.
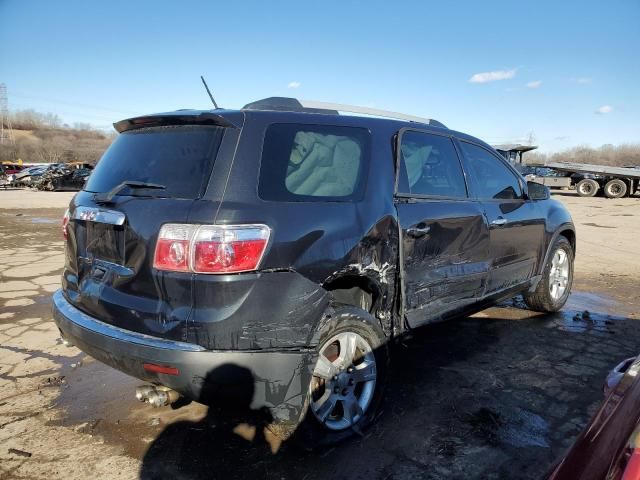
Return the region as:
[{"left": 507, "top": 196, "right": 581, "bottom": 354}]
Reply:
[{"left": 112, "top": 107, "right": 500, "bottom": 152}]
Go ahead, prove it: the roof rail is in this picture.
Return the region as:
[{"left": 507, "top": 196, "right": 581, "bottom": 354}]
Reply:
[
  {"left": 242, "top": 97, "right": 447, "bottom": 128},
  {"left": 300, "top": 100, "right": 446, "bottom": 128}
]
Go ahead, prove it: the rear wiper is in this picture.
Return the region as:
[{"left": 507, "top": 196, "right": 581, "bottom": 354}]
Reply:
[{"left": 94, "top": 181, "right": 166, "bottom": 204}]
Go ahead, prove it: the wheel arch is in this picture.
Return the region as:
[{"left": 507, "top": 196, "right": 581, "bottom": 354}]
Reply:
[
  {"left": 310, "top": 274, "right": 394, "bottom": 345},
  {"left": 323, "top": 275, "right": 382, "bottom": 317},
  {"left": 559, "top": 228, "right": 576, "bottom": 253},
  {"left": 539, "top": 224, "right": 576, "bottom": 275}
]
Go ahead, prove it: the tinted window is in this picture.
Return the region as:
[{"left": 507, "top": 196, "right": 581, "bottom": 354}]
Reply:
[
  {"left": 84, "top": 125, "right": 224, "bottom": 199},
  {"left": 397, "top": 131, "right": 467, "bottom": 198},
  {"left": 259, "top": 124, "right": 369, "bottom": 201},
  {"left": 459, "top": 142, "right": 523, "bottom": 200}
]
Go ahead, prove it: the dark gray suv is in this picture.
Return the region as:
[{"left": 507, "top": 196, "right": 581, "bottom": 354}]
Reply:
[{"left": 53, "top": 97, "right": 575, "bottom": 446}]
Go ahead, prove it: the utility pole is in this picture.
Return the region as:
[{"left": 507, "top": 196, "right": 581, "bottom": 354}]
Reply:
[
  {"left": 0, "top": 83, "right": 14, "bottom": 145},
  {"left": 527, "top": 130, "right": 535, "bottom": 146}
]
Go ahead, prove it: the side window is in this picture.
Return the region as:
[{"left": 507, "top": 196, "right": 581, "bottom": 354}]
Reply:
[
  {"left": 259, "top": 124, "right": 369, "bottom": 201},
  {"left": 459, "top": 142, "right": 523, "bottom": 200},
  {"left": 397, "top": 131, "right": 467, "bottom": 198}
]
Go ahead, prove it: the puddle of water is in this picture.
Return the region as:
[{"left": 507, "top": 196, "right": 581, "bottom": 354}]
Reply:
[
  {"left": 53, "top": 358, "right": 141, "bottom": 425},
  {"left": 564, "top": 290, "right": 618, "bottom": 313},
  {"left": 51, "top": 357, "right": 207, "bottom": 457},
  {"left": 550, "top": 291, "right": 627, "bottom": 333},
  {"left": 492, "top": 290, "right": 628, "bottom": 334},
  {"left": 466, "top": 406, "right": 549, "bottom": 448},
  {"left": 30, "top": 217, "right": 58, "bottom": 224}
]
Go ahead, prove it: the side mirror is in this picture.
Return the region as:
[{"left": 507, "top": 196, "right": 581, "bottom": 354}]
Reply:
[{"left": 526, "top": 180, "right": 550, "bottom": 200}]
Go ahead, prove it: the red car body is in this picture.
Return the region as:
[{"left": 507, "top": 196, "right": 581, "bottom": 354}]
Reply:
[
  {"left": 548, "top": 357, "right": 640, "bottom": 480},
  {"left": 3, "top": 164, "right": 23, "bottom": 175}
]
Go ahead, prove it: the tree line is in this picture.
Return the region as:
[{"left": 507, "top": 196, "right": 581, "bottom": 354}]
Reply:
[
  {"left": 526, "top": 144, "right": 640, "bottom": 168},
  {"left": 0, "top": 109, "right": 115, "bottom": 165}
]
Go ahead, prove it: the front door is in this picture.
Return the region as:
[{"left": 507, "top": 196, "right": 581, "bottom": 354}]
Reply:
[
  {"left": 457, "top": 141, "right": 545, "bottom": 295},
  {"left": 395, "top": 129, "right": 491, "bottom": 328}
]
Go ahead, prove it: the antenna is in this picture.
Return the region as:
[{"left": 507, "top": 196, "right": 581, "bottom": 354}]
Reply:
[{"left": 200, "top": 76, "right": 219, "bottom": 109}]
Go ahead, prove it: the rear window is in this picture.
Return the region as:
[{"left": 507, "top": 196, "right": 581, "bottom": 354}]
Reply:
[
  {"left": 84, "top": 125, "right": 224, "bottom": 199},
  {"left": 259, "top": 123, "right": 369, "bottom": 201}
]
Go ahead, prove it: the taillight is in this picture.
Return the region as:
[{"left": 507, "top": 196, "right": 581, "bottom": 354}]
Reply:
[
  {"left": 62, "top": 209, "right": 70, "bottom": 240},
  {"left": 153, "top": 224, "right": 270, "bottom": 274},
  {"left": 153, "top": 224, "right": 198, "bottom": 272}
]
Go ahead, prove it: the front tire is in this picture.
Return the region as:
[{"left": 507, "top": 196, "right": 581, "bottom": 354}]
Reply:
[
  {"left": 294, "top": 307, "right": 388, "bottom": 448},
  {"left": 524, "top": 236, "right": 574, "bottom": 312}
]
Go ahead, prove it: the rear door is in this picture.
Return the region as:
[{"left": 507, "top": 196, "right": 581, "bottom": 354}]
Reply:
[
  {"left": 395, "top": 129, "right": 490, "bottom": 328},
  {"left": 457, "top": 140, "right": 545, "bottom": 295},
  {"left": 63, "top": 123, "right": 229, "bottom": 342}
]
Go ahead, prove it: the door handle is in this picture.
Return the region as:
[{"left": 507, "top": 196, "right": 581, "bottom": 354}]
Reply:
[
  {"left": 407, "top": 226, "right": 431, "bottom": 238},
  {"left": 490, "top": 217, "right": 508, "bottom": 227}
]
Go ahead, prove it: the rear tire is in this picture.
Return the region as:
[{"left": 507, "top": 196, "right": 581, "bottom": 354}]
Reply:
[
  {"left": 576, "top": 178, "right": 599, "bottom": 197},
  {"left": 604, "top": 179, "right": 627, "bottom": 198},
  {"left": 524, "top": 236, "right": 574, "bottom": 313},
  {"left": 293, "top": 307, "right": 388, "bottom": 449}
]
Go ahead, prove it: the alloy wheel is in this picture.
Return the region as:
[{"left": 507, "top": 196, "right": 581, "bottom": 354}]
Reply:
[
  {"left": 549, "top": 248, "right": 570, "bottom": 300},
  {"left": 310, "top": 331, "right": 377, "bottom": 431}
]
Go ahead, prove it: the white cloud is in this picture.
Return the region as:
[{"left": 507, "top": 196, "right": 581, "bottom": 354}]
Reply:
[
  {"left": 526, "top": 80, "right": 542, "bottom": 89},
  {"left": 469, "top": 68, "right": 516, "bottom": 84},
  {"left": 287, "top": 81, "right": 301, "bottom": 89},
  {"left": 595, "top": 105, "right": 613, "bottom": 114},
  {"left": 577, "top": 77, "right": 592, "bottom": 84}
]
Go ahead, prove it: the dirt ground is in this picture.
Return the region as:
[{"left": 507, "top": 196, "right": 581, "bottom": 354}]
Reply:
[{"left": 0, "top": 189, "right": 638, "bottom": 480}]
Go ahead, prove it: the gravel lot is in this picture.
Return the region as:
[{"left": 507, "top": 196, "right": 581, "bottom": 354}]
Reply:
[{"left": 0, "top": 189, "right": 638, "bottom": 479}]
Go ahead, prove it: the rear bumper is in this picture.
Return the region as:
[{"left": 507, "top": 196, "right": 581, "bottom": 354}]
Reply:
[{"left": 52, "top": 289, "right": 315, "bottom": 430}]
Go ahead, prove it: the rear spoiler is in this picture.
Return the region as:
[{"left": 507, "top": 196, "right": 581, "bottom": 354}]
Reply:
[{"left": 113, "top": 111, "right": 239, "bottom": 133}]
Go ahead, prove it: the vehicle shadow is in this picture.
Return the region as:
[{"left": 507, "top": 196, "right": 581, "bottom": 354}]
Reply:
[
  {"left": 139, "top": 297, "right": 640, "bottom": 480},
  {"left": 549, "top": 191, "right": 578, "bottom": 197},
  {"left": 139, "top": 364, "right": 280, "bottom": 479}
]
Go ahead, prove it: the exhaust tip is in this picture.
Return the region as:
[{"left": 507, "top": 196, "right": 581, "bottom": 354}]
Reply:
[
  {"left": 135, "top": 385, "right": 156, "bottom": 402},
  {"left": 136, "top": 385, "right": 180, "bottom": 407}
]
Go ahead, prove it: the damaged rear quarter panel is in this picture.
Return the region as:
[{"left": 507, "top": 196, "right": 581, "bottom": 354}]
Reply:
[{"left": 188, "top": 271, "right": 329, "bottom": 350}]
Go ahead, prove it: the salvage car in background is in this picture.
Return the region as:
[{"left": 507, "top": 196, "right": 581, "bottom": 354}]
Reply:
[
  {"left": 548, "top": 356, "right": 640, "bottom": 480},
  {"left": 53, "top": 97, "right": 576, "bottom": 446},
  {"left": 12, "top": 165, "right": 49, "bottom": 187},
  {"left": 10, "top": 163, "right": 93, "bottom": 191},
  {"left": 0, "top": 164, "right": 8, "bottom": 188},
  {"left": 31, "top": 163, "right": 93, "bottom": 191}
]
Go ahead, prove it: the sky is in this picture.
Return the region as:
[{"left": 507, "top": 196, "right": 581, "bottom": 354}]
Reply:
[{"left": 0, "top": 0, "right": 638, "bottom": 152}]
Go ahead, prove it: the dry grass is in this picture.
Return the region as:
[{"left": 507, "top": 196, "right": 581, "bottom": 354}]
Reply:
[
  {"left": 0, "top": 110, "right": 114, "bottom": 165},
  {"left": 527, "top": 144, "right": 640, "bottom": 167}
]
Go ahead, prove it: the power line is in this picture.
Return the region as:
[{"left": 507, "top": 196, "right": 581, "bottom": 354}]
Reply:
[{"left": 9, "top": 102, "right": 123, "bottom": 123}]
